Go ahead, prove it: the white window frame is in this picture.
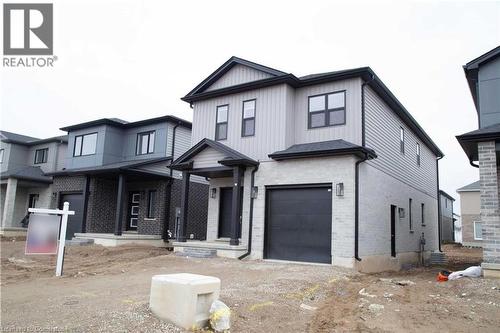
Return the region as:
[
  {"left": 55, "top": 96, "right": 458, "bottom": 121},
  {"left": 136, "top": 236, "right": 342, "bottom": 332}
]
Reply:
[
  {"left": 473, "top": 221, "right": 483, "bottom": 240},
  {"left": 400, "top": 127, "right": 405, "bottom": 154},
  {"left": 416, "top": 142, "right": 420, "bottom": 166}
]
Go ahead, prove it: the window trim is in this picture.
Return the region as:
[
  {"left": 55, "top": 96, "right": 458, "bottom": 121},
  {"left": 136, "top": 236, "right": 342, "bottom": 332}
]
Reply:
[
  {"left": 473, "top": 221, "right": 483, "bottom": 240},
  {"left": 147, "top": 190, "right": 157, "bottom": 218},
  {"left": 409, "top": 198, "right": 413, "bottom": 232},
  {"left": 136, "top": 130, "right": 156, "bottom": 155},
  {"left": 400, "top": 127, "right": 405, "bottom": 154},
  {"left": 416, "top": 142, "right": 420, "bottom": 166},
  {"left": 241, "top": 99, "right": 256, "bottom": 137},
  {"left": 73, "top": 132, "right": 98, "bottom": 157},
  {"left": 215, "top": 104, "right": 229, "bottom": 141},
  {"left": 0, "top": 149, "right": 5, "bottom": 164},
  {"left": 34, "top": 148, "right": 48, "bottom": 164},
  {"left": 307, "top": 90, "right": 347, "bottom": 129}
]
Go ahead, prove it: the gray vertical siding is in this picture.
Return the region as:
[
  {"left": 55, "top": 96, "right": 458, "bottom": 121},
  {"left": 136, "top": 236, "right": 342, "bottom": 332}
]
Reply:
[
  {"left": 364, "top": 86, "right": 437, "bottom": 198},
  {"left": 293, "top": 78, "right": 363, "bottom": 146},
  {"left": 205, "top": 64, "right": 273, "bottom": 92},
  {"left": 191, "top": 84, "right": 290, "bottom": 161},
  {"left": 478, "top": 57, "right": 500, "bottom": 128},
  {"left": 122, "top": 122, "right": 169, "bottom": 161}
]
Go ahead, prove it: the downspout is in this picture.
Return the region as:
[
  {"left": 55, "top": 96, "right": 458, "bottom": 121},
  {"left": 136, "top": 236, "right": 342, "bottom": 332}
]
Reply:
[
  {"left": 238, "top": 164, "right": 259, "bottom": 260},
  {"left": 355, "top": 75, "right": 374, "bottom": 261},
  {"left": 436, "top": 156, "right": 443, "bottom": 252},
  {"left": 469, "top": 158, "right": 479, "bottom": 168},
  {"left": 169, "top": 123, "right": 180, "bottom": 177}
]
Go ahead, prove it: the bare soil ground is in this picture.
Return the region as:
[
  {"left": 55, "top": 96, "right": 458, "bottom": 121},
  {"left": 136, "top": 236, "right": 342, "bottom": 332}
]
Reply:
[{"left": 1, "top": 238, "right": 499, "bottom": 333}]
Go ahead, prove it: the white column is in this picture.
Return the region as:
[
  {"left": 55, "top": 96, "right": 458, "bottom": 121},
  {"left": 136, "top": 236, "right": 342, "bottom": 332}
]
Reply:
[{"left": 2, "top": 178, "right": 18, "bottom": 228}]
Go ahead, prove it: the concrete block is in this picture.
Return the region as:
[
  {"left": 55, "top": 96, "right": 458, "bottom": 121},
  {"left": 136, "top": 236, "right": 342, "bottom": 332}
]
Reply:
[{"left": 149, "top": 273, "right": 221, "bottom": 330}]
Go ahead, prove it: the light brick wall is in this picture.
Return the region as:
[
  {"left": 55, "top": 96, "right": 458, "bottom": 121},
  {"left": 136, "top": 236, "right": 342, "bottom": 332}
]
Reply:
[
  {"left": 461, "top": 214, "right": 482, "bottom": 246},
  {"left": 478, "top": 141, "right": 500, "bottom": 265}
]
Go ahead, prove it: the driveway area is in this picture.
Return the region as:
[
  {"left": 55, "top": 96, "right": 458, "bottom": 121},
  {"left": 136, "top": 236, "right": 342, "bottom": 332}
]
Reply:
[{"left": 1, "top": 238, "right": 499, "bottom": 332}]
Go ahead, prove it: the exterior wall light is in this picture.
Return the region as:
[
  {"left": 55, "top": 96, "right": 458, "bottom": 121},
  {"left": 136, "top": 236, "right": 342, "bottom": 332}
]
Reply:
[
  {"left": 251, "top": 186, "right": 258, "bottom": 199},
  {"left": 336, "top": 183, "right": 344, "bottom": 196},
  {"left": 210, "top": 188, "right": 217, "bottom": 199}
]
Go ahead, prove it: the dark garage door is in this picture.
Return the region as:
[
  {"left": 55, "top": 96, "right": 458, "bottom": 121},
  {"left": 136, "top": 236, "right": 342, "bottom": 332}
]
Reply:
[
  {"left": 60, "top": 193, "right": 84, "bottom": 240},
  {"left": 265, "top": 185, "right": 332, "bottom": 264}
]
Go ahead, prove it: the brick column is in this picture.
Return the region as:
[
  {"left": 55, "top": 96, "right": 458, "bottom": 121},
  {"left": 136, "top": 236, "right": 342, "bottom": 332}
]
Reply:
[
  {"left": 478, "top": 141, "right": 500, "bottom": 277},
  {"left": 1, "top": 178, "right": 18, "bottom": 228}
]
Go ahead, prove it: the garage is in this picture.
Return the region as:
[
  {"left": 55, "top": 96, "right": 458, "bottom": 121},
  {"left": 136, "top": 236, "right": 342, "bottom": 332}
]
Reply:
[{"left": 264, "top": 184, "right": 332, "bottom": 264}]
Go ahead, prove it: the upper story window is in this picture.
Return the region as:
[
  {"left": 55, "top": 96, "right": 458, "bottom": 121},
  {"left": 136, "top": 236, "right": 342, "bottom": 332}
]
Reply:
[
  {"left": 242, "top": 99, "right": 256, "bottom": 137},
  {"left": 136, "top": 131, "right": 155, "bottom": 155},
  {"left": 34, "top": 148, "right": 48, "bottom": 164},
  {"left": 308, "top": 91, "right": 346, "bottom": 129},
  {"left": 215, "top": 105, "right": 228, "bottom": 141},
  {"left": 0, "top": 149, "right": 4, "bottom": 163},
  {"left": 416, "top": 142, "right": 420, "bottom": 166},
  {"left": 400, "top": 127, "right": 405, "bottom": 154},
  {"left": 74, "top": 133, "right": 98, "bottom": 157}
]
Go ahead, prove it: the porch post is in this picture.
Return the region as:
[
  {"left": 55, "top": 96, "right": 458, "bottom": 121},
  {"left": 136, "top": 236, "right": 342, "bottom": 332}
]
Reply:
[
  {"left": 177, "top": 171, "right": 190, "bottom": 242},
  {"left": 1, "top": 178, "right": 18, "bottom": 228},
  {"left": 230, "top": 166, "right": 243, "bottom": 245},
  {"left": 114, "top": 173, "right": 126, "bottom": 236}
]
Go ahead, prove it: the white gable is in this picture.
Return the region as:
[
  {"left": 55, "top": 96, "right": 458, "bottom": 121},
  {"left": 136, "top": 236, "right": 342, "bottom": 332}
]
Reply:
[
  {"left": 205, "top": 64, "right": 273, "bottom": 91},
  {"left": 190, "top": 147, "right": 228, "bottom": 168}
]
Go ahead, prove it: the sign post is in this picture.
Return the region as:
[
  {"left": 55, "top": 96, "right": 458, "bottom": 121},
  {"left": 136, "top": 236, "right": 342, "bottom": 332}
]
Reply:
[{"left": 27, "top": 202, "right": 75, "bottom": 276}]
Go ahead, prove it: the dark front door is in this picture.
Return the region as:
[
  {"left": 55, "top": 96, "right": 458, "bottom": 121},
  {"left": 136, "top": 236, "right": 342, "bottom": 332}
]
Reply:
[
  {"left": 218, "top": 187, "right": 242, "bottom": 238},
  {"left": 127, "top": 192, "right": 140, "bottom": 230},
  {"left": 391, "top": 205, "right": 396, "bottom": 257},
  {"left": 265, "top": 185, "right": 332, "bottom": 264},
  {"left": 60, "top": 193, "right": 84, "bottom": 240}
]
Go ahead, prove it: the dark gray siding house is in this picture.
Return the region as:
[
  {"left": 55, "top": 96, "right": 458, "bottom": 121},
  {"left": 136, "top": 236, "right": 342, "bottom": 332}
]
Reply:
[
  {"left": 49, "top": 116, "right": 208, "bottom": 245},
  {"left": 439, "top": 190, "right": 455, "bottom": 243},
  {"left": 456, "top": 45, "right": 500, "bottom": 278}
]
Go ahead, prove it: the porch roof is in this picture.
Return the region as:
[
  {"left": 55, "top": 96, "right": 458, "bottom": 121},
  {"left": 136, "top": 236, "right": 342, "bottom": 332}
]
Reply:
[
  {"left": 171, "top": 138, "right": 259, "bottom": 176},
  {"left": 268, "top": 139, "right": 377, "bottom": 161},
  {"left": 47, "top": 157, "right": 173, "bottom": 179},
  {"left": 456, "top": 123, "right": 500, "bottom": 161},
  {"left": 0, "top": 166, "right": 52, "bottom": 184}
]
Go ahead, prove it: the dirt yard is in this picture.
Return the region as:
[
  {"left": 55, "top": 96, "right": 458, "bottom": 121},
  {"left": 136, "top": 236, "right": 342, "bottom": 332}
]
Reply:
[{"left": 1, "top": 238, "right": 499, "bottom": 333}]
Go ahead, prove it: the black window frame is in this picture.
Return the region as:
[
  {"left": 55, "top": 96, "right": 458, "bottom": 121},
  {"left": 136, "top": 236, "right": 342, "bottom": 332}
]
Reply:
[
  {"left": 307, "top": 90, "right": 346, "bottom": 129},
  {"left": 421, "top": 203, "right": 425, "bottom": 226},
  {"left": 215, "top": 104, "right": 229, "bottom": 141},
  {"left": 241, "top": 99, "right": 256, "bottom": 137},
  {"left": 400, "top": 127, "right": 405, "bottom": 154},
  {"left": 147, "top": 190, "right": 157, "bottom": 218},
  {"left": 73, "top": 132, "right": 98, "bottom": 157},
  {"left": 416, "top": 142, "right": 421, "bottom": 166},
  {"left": 34, "top": 148, "right": 48, "bottom": 164},
  {"left": 136, "top": 130, "right": 156, "bottom": 155},
  {"left": 409, "top": 198, "right": 413, "bottom": 231}
]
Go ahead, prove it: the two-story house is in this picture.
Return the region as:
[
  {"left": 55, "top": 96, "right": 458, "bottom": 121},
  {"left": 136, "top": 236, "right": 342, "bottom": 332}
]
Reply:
[
  {"left": 0, "top": 131, "right": 67, "bottom": 231},
  {"left": 457, "top": 181, "right": 481, "bottom": 247},
  {"left": 171, "top": 57, "right": 443, "bottom": 272},
  {"left": 439, "top": 190, "right": 456, "bottom": 243},
  {"left": 48, "top": 115, "right": 208, "bottom": 246},
  {"left": 456, "top": 45, "right": 500, "bottom": 277}
]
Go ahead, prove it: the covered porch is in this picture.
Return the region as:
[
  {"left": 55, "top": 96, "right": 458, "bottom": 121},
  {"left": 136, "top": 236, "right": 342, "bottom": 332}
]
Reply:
[{"left": 171, "top": 139, "right": 258, "bottom": 258}]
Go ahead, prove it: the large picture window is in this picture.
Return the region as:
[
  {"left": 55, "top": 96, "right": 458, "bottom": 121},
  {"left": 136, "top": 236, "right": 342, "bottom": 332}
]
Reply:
[
  {"left": 74, "top": 133, "right": 98, "bottom": 157},
  {"left": 136, "top": 131, "right": 155, "bottom": 155},
  {"left": 216, "top": 105, "right": 228, "bottom": 140},
  {"left": 34, "top": 148, "right": 48, "bottom": 164},
  {"left": 308, "top": 91, "right": 346, "bottom": 128},
  {"left": 242, "top": 99, "right": 256, "bottom": 137}
]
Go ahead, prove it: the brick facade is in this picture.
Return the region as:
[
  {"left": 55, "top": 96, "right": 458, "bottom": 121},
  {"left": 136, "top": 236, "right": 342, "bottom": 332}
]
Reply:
[
  {"left": 478, "top": 141, "right": 500, "bottom": 266},
  {"left": 52, "top": 175, "right": 208, "bottom": 239}
]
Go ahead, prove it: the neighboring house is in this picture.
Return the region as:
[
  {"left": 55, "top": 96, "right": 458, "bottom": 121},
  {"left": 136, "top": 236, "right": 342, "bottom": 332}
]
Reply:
[
  {"left": 457, "top": 181, "right": 481, "bottom": 247},
  {"left": 439, "top": 190, "right": 455, "bottom": 243},
  {"left": 0, "top": 131, "right": 67, "bottom": 229},
  {"left": 171, "top": 57, "right": 443, "bottom": 272},
  {"left": 48, "top": 116, "right": 208, "bottom": 245},
  {"left": 456, "top": 46, "right": 500, "bottom": 277}
]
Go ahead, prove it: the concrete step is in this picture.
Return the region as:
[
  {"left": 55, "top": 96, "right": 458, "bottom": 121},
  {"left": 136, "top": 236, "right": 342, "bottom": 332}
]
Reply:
[
  {"left": 67, "top": 238, "right": 94, "bottom": 246},
  {"left": 176, "top": 247, "right": 217, "bottom": 258}
]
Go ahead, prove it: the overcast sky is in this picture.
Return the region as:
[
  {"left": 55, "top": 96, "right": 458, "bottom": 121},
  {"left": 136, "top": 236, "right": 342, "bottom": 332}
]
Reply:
[{"left": 1, "top": 0, "right": 499, "bottom": 209}]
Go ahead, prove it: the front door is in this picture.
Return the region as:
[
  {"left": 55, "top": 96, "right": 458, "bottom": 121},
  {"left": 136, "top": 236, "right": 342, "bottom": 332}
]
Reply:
[
  {"left": 218, "top": 187, "right": 242, "bottom": 239},
  {"left": 60, "top": 193, "right": 84, "bottom": 240},
  {"left": 391, "top": 205, "right": 396, "bottom": 257},
  {"left": 127, "top": 192, "right": 140, "bottom": 230}
]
